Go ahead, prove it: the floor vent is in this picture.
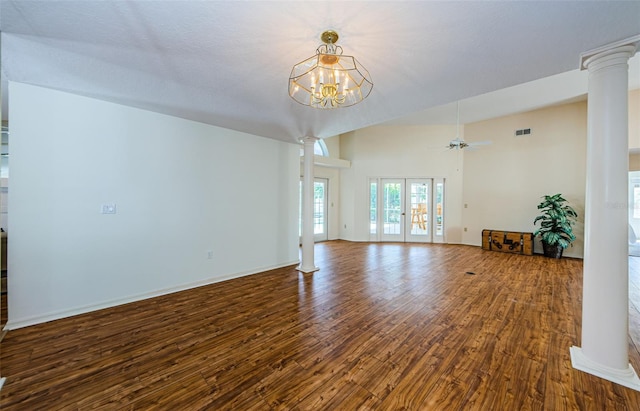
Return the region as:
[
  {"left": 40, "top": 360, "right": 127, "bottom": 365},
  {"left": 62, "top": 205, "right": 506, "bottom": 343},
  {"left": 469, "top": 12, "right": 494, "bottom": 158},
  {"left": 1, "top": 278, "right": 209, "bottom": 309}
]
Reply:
[{"left": 515, "top": 128, "right": 532, "bottom": 136}]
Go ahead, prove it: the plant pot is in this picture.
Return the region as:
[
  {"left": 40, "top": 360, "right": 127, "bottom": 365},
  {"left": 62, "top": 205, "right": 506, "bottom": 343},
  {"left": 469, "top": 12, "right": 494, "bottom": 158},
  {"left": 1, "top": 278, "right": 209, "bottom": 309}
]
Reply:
[{"left": 542, "top": 242, "right": 564, "bottom": 259}]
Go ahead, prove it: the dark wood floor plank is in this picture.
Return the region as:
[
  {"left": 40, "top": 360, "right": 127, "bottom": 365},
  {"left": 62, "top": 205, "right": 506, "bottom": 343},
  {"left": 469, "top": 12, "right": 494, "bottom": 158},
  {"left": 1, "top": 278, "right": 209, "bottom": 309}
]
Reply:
[
  {"left": 2, "top": 241, "right": 640, "bottom": 409},
  {"left": 126, "top": 373, "right": 215, "bottom": 410},
  {"left": 296, "top": 378, "right": 380, "bottom": 410}
]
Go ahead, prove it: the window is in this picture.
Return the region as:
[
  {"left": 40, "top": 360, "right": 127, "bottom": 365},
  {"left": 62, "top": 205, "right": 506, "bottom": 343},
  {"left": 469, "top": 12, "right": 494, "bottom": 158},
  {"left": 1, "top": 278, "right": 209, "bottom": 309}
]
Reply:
[
  {"left": 315, "top": 140, "right": 329, "bottom": 156},
  {"left": 299, "top": 139, "right": 329, "bottom": 157}
]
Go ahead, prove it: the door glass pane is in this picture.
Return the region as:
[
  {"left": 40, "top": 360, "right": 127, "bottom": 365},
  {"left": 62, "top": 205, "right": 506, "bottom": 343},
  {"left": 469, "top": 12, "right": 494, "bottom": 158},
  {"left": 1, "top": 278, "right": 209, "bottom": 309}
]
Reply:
[
  {"left": 435, "top": 183, "right": 444, "bottom": 236},
  {"left": 314, "top": 181, "right": 325, "bottom": 235},
  {"left": 383, "top": 183, "right": 401, "bottom": 234},
  {"left": 370, "top": 181, "right": 377, "bottom": 235},
  {"left": 409, "top": 183, "right": 428, "bottom": 236}
]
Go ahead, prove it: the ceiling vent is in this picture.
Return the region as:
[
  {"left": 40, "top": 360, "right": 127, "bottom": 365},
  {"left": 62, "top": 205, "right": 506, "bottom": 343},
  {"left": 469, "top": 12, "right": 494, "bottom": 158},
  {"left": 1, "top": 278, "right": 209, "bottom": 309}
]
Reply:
[{"left": 515, "top": 128, "right": 532, "bottom": 137}]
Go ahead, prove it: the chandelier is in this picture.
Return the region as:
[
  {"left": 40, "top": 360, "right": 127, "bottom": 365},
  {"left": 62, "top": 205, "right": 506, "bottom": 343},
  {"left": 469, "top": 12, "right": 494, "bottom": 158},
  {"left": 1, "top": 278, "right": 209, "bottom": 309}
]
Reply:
[{"left": 289, "top": 30, "right": 373, "bottom": 109}]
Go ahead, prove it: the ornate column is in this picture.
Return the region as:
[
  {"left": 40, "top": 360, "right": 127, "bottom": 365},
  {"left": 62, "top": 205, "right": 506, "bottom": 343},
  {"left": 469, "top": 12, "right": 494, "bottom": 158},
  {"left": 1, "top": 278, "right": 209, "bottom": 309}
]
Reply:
[
  {"left": 571, "top": 38, "right": 640, "bottom": 390},
  {"left": 298, "top": 137, "right": 319, "bottom": 273}
]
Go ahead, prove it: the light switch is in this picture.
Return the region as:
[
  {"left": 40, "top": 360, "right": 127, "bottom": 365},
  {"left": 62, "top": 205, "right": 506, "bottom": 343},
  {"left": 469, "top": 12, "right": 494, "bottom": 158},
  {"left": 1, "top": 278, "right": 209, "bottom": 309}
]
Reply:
[{"left": 101, "top": 203, "right": 117, "bottom": 214}]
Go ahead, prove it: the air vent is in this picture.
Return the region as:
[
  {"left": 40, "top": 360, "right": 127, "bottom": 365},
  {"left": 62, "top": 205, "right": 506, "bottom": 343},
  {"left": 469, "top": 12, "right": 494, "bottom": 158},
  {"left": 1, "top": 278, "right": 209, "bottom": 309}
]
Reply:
[{"left": 515, "top": 128, "right": 532, "bottom": 136}]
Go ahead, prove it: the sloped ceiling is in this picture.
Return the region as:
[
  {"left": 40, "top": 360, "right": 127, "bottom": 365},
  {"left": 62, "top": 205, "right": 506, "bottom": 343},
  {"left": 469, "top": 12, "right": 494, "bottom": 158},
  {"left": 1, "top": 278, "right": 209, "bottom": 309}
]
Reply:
[{"left": 1, "top": 1, "right": 639, "bottom": 143}]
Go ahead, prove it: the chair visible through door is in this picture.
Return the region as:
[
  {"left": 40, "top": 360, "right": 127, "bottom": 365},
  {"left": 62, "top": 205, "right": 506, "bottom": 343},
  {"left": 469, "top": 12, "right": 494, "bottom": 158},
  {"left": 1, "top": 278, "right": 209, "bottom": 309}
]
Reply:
[{"left": 411, "top": 203, "right": 427, "bottom": 230}]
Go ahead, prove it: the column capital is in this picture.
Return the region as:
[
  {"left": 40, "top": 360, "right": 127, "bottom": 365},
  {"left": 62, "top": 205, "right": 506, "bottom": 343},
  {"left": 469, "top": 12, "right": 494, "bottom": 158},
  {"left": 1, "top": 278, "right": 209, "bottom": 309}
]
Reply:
[
  {"left": 300, "top": 136, "right": 319, "bottom": 145},
  {"left": 580, "top": 35, "right": 639, "bottom": 70}
]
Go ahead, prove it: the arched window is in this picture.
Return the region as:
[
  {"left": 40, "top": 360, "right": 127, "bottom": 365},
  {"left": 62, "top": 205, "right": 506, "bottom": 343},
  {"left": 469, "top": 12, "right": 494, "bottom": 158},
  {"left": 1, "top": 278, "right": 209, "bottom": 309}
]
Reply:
[
  {"left": 300, "top": 139, "right": 329, "bottom": 157},
  {"left": 314, "top": 139, "right": 329, "bottom": 156}
]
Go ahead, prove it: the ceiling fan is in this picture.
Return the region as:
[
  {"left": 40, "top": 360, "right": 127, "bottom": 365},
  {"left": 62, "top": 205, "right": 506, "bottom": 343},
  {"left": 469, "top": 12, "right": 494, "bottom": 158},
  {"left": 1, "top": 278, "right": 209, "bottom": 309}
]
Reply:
[
  {"left": 447, "top": 138, "right": 471, "bottom": 150},
  {"left": 447, "top": 137, "right": 492, "bottom": 150},
  {"left": 446, "top": 102, "right": 492, "bottom": 150}
]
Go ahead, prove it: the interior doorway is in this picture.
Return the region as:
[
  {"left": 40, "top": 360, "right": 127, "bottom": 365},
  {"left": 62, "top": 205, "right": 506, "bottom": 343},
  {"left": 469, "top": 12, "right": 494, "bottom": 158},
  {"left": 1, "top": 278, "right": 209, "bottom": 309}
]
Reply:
[{"left": 369, "top": 177, "right": 445, "bottom": 243}]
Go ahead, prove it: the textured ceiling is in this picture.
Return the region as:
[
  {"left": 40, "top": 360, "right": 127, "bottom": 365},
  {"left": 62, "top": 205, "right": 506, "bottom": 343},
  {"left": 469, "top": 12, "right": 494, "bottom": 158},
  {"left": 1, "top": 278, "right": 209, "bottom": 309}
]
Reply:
[{"left": 1, "top": 1, "right": 639, "bottom": 143}]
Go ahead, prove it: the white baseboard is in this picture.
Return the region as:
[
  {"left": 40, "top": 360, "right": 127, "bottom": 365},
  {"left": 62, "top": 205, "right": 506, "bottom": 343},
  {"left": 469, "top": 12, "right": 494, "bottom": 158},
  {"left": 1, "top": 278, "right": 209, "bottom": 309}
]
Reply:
[
  {"left": 570, "top": 346, "right": 640, "bottom": 391},
  {"left": 4, "top": 259, "right": 299, "bottom": 331}
]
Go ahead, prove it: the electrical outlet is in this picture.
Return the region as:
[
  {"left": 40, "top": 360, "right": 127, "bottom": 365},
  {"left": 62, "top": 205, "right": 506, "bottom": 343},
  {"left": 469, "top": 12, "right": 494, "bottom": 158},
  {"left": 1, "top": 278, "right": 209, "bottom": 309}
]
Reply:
[
  {"left": 207, "top": 251, "right": 213, "bottom": 260},
  {"left": 464, "top": 227, "right": 468, "bottom": 232}
]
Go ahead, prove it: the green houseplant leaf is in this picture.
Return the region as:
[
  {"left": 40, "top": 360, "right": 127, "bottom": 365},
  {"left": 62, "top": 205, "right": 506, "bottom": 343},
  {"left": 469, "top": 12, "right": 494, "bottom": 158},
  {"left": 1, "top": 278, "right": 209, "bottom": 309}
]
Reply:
[{"left": 533, "top": 193, "right": 578, "bottom": 250}]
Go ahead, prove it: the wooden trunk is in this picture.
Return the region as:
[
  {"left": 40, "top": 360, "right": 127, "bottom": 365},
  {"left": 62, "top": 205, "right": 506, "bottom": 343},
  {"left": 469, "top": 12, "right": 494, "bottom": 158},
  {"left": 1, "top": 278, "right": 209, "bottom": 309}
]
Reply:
[{"left": 482, "top": 229, "right": 534, "bottom": 255}]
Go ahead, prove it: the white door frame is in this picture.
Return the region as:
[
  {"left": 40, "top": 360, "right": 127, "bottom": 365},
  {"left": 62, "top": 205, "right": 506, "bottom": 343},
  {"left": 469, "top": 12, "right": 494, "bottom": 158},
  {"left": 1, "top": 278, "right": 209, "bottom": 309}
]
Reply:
[
  {"left": 299, "top": 177, "right": 329, "bottom": 243},
  {"left": 405, "top": 178, "right": 432, "bottom": 243},
  {"left": 313, "top": 178, "right": 328, "bottom": 242},
  {"left": 379, "top": 178, "right": 405, "bottom": 242}
]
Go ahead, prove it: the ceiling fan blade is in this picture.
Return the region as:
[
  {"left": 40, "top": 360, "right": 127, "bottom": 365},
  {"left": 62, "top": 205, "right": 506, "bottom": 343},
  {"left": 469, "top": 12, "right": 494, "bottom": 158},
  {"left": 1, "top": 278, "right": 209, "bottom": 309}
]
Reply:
[
  {"left": 468, "top": 140, "right": 492, "bottom": 146},
  {"left": 463, "top": 141, "right": 492, "bottom": 151}
]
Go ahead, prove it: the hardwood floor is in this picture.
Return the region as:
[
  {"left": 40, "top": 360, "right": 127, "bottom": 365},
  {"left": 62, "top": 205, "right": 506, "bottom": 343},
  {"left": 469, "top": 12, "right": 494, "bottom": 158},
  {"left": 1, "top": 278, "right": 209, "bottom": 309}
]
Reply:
[{"left": 2, "top": 241, "right": 640, "bottom": 409}]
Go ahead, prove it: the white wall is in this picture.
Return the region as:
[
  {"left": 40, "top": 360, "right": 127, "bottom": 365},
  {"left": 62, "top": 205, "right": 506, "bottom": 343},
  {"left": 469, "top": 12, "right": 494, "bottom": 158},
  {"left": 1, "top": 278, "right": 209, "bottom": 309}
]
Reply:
[
  {"left": 338, "top": 125, "right": 464, "bottom": 243},
  {"left": 8, "top": 82, "right": 300, "bottom": 328},
  {"left": 461, "top": 101, "right": 587, "bottom": 258}
]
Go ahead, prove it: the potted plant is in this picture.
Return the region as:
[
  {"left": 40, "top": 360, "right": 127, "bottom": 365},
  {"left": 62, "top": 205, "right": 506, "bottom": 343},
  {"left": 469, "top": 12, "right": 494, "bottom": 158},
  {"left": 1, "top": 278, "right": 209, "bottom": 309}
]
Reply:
[{"left": 533, "top": 193, "right": 578, "bottom": 258}]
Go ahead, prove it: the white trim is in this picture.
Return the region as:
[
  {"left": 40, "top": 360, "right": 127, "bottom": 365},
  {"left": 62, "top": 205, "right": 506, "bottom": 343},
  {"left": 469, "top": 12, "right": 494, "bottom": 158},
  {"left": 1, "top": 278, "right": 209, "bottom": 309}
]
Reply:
[
  {"left": 314, "top": 178, "right": 329, "bottom": 242},
  {"left": 380, "top": 178, "right": 406, "bottom": 242},
  {"left": 570, "top": 346, "right": 640, "bottom": 391},
  {"left": 3, "top": 260, "right": 299, "bottom": 331},
  {"left": 405, "top": 178, "right": 432, "bottom": 243}
]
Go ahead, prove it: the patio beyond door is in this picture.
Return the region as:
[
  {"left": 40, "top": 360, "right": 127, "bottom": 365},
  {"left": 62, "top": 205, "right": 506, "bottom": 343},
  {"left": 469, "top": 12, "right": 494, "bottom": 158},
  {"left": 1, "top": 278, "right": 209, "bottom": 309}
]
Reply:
[{"left": 370, "top": 178, "right": 444, "bottom": 243}]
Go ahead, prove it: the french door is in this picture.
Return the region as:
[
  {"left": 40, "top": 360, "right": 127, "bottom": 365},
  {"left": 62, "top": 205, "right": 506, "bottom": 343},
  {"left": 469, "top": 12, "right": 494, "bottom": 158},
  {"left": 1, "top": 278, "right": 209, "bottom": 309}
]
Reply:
[
  {"left": 299, "top": 178, "right": 328, "bottom": 242},
  {"left": 370, "top": 178, "right": 444, "bottom": 243}
]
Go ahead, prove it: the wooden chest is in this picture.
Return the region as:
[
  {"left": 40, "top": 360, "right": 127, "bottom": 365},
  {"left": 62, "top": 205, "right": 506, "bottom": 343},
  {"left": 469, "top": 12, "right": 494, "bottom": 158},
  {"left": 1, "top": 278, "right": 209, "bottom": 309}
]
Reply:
[{"left": 482, "top": 229, "right": 534, "bottom": 255}]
